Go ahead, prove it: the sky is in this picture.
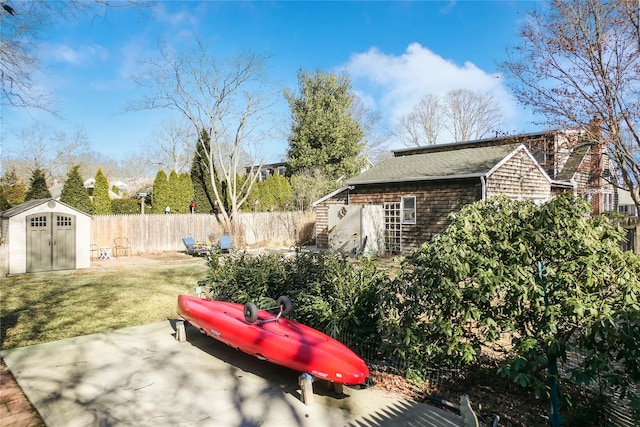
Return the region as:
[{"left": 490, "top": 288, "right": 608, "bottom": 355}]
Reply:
[{"left": 3, "top": 0, "right": 544, "bottom": 165}]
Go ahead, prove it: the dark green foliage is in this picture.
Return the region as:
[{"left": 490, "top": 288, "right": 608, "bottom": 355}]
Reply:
[
  {"left": 0, "top": 167, "right": 27, "bottom": 207},
  {"left": 152, "top": 169, "right": 170, "bottom": 214},
  {"left": 60, "top": 165, "right": 93, "bottom": 214},
  {"left": 380, "top": 193, "right": 640, "bottom": 397},
  {"left": 243, "top": 173, "right": 293, "bottom": 212},
  {"left": 285, "top": 69, "right": 366, "bottom": 181},
  {"left": 24, "top": 168, "right": 51, "bottom": 201},
  {"left": 92, "top": 168, "right": 112, "bottom": 214},
  {"left": 191, "top": 129, "right": 219, "bottom": 213},
  {"left": 0, "top": 193, "right": 10, "bottom": 211},
  {"left": 168, "top": 170, "right": 185, "bottom": 213},
  {"left": 180, "top": 172, "right": 195, "bottom": 213},
  {"left": 111, "top": 198, "right": 141, "bottom": 214},
  {"left": 203, "top": 250, "right": 385, "bottom": 351},
  {"left": 199, "top": 193, "right": 640, "bottom": 423}
]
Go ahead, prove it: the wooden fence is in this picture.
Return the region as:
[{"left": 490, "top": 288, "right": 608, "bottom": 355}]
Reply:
[
  {"left": 90, "top": 211, "right": 316, "bottom": 254},
  {"left": 616, "top": 216, "right": 640, "bottom": 254}
]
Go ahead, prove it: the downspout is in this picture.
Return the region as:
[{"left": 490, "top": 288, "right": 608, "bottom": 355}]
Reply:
[{"left": 480, "top": 175, "right": 487, "bottom": 201}]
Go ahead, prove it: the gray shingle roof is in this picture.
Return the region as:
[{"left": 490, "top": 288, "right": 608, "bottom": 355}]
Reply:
[
  {"left": 347, "top": 144, "right": 520, "bottom": 185},
  {"left": 1, "top": 199, "right": 52, "bottom": 218}
]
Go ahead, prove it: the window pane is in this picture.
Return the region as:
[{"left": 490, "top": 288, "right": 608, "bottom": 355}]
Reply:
[{"left": 402, "top": 196, "right": 416, "bottom": 224}]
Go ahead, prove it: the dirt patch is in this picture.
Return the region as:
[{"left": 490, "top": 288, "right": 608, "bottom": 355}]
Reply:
[{"left": 90, "top": 251, "right": 205, "bottom": 270}]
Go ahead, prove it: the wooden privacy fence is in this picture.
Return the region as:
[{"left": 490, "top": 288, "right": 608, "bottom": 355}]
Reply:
[{"left": 90, "top": 211, "right": 316, "bottom": 254}]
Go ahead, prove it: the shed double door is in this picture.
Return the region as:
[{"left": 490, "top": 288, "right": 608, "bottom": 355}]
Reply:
[{"left": 26, "top": 212, "right": 76, "bottom": 272}]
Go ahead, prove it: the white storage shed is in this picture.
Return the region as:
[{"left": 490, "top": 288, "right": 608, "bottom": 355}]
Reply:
[{"left": 0, "top": 199, "right": 91, "bottom": 275}]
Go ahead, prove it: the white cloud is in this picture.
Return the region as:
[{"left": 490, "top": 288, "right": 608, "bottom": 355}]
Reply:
[
  {"left": 345, "top": 42, "right": 518, "bottom": 128},
  {"left": 42, "top": 42, "right": 107, "bottom": 65},
  {"left": 152, "top": 3, "right": 199, "bottom": 28}
]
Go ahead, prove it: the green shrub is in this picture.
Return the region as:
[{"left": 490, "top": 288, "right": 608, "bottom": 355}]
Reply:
[
  {"left": 203, "top": 249, "right": 385, "bottom": 351},
  {"left": 111, "top": 198, "right": 141, "bottom": 214},
  {"left": 380, "top": 194, "right": 640, "bottom": 397}
]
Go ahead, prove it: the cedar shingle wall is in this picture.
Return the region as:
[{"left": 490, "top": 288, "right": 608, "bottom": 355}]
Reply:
[
  {"left": 486, "top": 151, "right": 551, "bottom": 200},
  {"left": 316, "top": 179, "right": 482, "bottom": 253},
  {"left": 315, "top": 192, "right": 348, "bottom": 249}
]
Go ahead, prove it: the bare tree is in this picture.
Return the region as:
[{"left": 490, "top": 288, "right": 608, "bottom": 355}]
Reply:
[
  {"left": 0, "top": 1, "right": 146, "bottom": 111},
  {"left": 500, "top": 0, "right": 640, "bottom": 212},
  {"left": 395, "top": 94, "right": 443, "bottom": 146},
  {"left": 130, "top": 38, "right": 276, "bottom": 232},
  {"left": 4, "top": 122, "right": 91, "bottom": 184},
  {"left": 444, "top": 89, "right": 502, "bottom": 142},
  {"left": 145, "top": 118, "right": 195, "bottom": 173},
  {"left": 394, "top": 90, "right": 502, "bottom": 146},
  {"left": 350, "top": 95, "right": 390, "bottom": 164}
]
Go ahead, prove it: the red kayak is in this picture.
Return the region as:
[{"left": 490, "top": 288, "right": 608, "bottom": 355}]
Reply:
[{"left": 177, "top": 294, "right": 369, "bottom": 385}]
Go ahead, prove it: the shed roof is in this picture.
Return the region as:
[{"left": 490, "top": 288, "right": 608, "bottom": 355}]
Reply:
[
  {"left": 347, "top": 144, "right": 521, "bottom": 185},
  {"left": 1, "top": 199, "right": 91, "bottom": 219}
]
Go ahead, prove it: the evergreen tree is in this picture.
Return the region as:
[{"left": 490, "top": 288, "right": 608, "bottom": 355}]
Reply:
[
  {"left": 60, "top": 165, "right": 94, "bottom": 214},
  {"left": 0, "top": 167, "right": 27, "bottom": 207},
  {"left": 168, "top": 170, "right": 188, "bottom": 214},
  {"left": 25, "top": 168, "right": 51, "bottom": 201},
  {"left": 271, "top": 173, "right": 293, "bottom": 210},
  {"left": 190, "top": 129, "right": 218, "bottom": 213},
  {"left": 152, "top": 169, "right": 170, "bottom": 214},
  {"left": 285, "top": 69, "right": 366, "bottom": 181},
  {"left": 180, "top": 172, "right": 195, "bottom": 213},
  {"left": 242, "top": 173, "right": 293, "bottom": 212},
  {"left": 92, "top": 168, "right": 112, "bottom": 214}
]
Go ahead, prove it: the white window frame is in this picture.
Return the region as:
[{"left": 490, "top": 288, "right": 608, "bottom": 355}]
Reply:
[{"left": 401, "top": 196, "right": 416, "bottom": 224}]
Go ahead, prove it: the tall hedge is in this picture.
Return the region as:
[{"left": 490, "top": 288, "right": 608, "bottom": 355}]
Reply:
[
  {"left": 152, "top": 169, "right": 170, "bottom": 214},
  {"left": 92, "top": 168, "right": 112, "bottom": 214}
]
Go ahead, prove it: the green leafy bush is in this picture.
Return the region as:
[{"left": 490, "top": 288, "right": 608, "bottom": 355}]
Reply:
[
  {"left": 380, "top": 193, "right": 640, "bottom": 397},
  {"left": 203, "top": 249, "right": 385, "bottom": 351}
]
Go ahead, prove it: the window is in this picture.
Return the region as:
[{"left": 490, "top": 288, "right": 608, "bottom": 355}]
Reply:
[{"left": 401, "top": 196, "right": 416, "bottom": 224}]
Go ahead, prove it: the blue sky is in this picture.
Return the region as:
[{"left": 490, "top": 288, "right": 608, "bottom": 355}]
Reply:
[{"left": 5, "top": 0, "right": 543, "bottom": 164}]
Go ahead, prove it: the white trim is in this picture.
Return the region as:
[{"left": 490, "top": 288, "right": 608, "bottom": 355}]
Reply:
[
  {"left": 311, "top": 186, "right": 350, "bottom": 207},
  {"left": 487, "top": 144, "right": 554, "bottom": 184}
]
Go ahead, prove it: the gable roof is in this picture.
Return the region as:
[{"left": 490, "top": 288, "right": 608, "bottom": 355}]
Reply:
[
  {"left": 1, "top": 198, "right": 91, "bottom": 219},
  {"left": 347, "top": 144, "right": 521, "bottom": 185}
]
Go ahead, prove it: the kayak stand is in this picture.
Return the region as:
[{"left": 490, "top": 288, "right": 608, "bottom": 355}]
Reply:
[{"left": 298, "top": 373, "right": 344, "bottom": 405}]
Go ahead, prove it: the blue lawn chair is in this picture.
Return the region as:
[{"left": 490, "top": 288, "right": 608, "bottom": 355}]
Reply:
[
  {"left": 219, "top": 235, "right": 233, "bottom": 253},
  {"left": 182, "top": 237, "right": 210, "bottom": 256}
]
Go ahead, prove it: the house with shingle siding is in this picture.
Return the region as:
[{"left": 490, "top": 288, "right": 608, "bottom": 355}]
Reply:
[{"left": 313, "top": 130, "right": 614, "bottom": 255}]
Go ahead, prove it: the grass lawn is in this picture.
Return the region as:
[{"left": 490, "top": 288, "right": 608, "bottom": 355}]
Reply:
[{"left": 1, "top": 262, "right": 208, "bottom": 350}]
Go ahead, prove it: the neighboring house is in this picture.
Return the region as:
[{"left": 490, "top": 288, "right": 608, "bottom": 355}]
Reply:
[
  {"left": 83, "top": 178, "right": 123, "bottom": 199},
  {"left": 313, "top": 129, "right": 615, "bottom": 255},
  {"left": 245, "top": 157, "right": 373, "bottom": 183},
  {"left": 245, "top": 162, "right": 288, "bottom": 181},
  {"left": 618, "top": 189, "right": 639, "bottom": 217}
]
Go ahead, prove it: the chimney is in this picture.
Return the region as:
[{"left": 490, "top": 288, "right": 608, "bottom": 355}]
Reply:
[{"left": 588, "top": 117, "right": 604, "bottom": 215}]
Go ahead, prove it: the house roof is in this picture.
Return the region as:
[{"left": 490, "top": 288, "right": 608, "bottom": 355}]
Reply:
[
  {"left": 555, "top": 143, "right": 590, "bottom": 181},
  {"left": 347, "top": 144, "right": 521, "bottom": 185},
  {"left": 1, "top": 199, "right": 91, "bottom": 219}
]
